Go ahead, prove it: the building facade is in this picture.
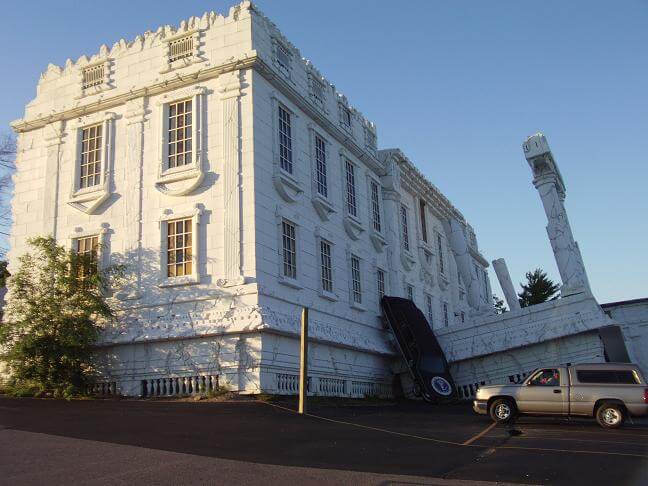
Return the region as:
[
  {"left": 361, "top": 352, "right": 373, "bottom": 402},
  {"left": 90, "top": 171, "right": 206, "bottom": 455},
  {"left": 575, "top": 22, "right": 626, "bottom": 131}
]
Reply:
[{"left": 8, "top": 2, "right": 492, "bottom": 397}]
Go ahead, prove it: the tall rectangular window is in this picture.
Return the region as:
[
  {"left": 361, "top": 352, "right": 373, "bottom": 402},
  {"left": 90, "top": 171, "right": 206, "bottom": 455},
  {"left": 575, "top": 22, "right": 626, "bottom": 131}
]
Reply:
[
  {"left": 350, "top": 255, "right": 362, "bottom": 304},
  {"left": 377, "top": 269, "right": 385, "bottom": 302},
  {"left": 278, "top": 106, "right": 293, "bottom": 174},
  {"left": 282, "top": 220, "right": 297, "bottom": 279},
  {"left": 419, "top": 199, "right": 428, "bottom": 243},
  {"left": 400, "top": 205, "right": 410, "bottom": 251},
  {"left": 75, "top": 235, "right": 99, "bottom": 279},
  {"left": 483, "top": 269, "right": 489, "bottom": 300},
  {"left": 167, "top": 218, "right": 193, "bottom": 277},
  {"left": 275, "top": 42, "right": 292, "bottom": 76},
  {"left": 345, "top": 160, "right": 357, "bottom": 217},
  {"left": 443, "top": 302, "right": 449, "bottom": 327},
  {"left": 370, "top": 181, "right": 381, "bottom": 232},
  {"left": 437, "top": 233, "right": 445, "bottom": 274},
  {"left": 320, "top": 240, "right": 333, "bottom": 292},
  {"left": 167, "top": 99, "right": 192, "bottom": 169},
  {"left": 79, "top": 124, "right": 102, "bottom": 189},
  {"left": 426, "top": 294, "right": 434, "bottom": 327},
  {"left": 315, "top": 135, "right": 328, "bottom": 197}
]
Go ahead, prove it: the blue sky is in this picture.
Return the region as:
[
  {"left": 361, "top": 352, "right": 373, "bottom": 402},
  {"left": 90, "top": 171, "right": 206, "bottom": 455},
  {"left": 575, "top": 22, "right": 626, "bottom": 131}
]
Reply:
[{"left": 1, "top": 0, "right": 646, "bottom": 304}]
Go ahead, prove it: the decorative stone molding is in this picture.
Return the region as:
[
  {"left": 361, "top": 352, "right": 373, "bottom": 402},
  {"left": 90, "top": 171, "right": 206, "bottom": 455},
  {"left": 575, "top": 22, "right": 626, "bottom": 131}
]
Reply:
[
  {"left": 160, "top": 28, "right": 206, "bottom": 73},
  {"left": 77, "top": 55, "right": 114, "bottom": 98}
]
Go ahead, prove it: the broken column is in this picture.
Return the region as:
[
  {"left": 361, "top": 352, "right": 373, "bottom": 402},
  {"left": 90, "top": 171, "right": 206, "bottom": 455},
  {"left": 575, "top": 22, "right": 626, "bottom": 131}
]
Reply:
[
  {"left": 492, "top": 258, "right": 521, "bottom": 311},
  {"left": 523, "top": 133, "right": 591, "bottom": 297}
]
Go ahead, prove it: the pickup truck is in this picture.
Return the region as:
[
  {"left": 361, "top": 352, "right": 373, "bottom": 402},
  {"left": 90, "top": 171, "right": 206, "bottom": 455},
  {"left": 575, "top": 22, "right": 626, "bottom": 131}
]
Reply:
[{"left": 473, "top": 363, "right": 648, "bottom": 428}]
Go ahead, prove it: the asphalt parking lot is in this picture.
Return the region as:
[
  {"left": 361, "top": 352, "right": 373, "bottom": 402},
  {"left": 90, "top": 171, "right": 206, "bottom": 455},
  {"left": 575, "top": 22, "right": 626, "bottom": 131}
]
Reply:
[{"left": 0, "top": 396, "right": 647, "bottom": 485}]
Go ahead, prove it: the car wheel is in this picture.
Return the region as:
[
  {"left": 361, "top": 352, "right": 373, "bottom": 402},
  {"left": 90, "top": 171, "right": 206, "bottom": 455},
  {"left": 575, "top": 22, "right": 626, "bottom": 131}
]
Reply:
[
  {"left": 596, "top": 402, "right": 625, "bottom": 429},
  {"left": 489, "top": 398, "right": 516, "bottom": 424}
]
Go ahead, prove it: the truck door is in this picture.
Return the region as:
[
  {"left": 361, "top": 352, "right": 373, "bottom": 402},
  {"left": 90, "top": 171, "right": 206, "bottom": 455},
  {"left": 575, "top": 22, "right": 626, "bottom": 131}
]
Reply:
[{"left": 516, "top": 367, "right": 568, "bottom": 414}]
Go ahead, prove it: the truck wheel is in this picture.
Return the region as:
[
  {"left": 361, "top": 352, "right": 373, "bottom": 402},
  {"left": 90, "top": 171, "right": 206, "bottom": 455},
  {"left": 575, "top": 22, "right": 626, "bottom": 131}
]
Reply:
[
  {"left": 489, "top": 398, "right": 516, "bottom": 424},
  {"left": 596, "top": 402, "right": 625, "bottom": 429}
]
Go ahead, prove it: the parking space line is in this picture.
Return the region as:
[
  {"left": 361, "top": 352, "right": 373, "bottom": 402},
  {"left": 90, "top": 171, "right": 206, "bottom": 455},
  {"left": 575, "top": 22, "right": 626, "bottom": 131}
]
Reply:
[{"left": 462, "top": 421, "right": 498, "bottom": 445}]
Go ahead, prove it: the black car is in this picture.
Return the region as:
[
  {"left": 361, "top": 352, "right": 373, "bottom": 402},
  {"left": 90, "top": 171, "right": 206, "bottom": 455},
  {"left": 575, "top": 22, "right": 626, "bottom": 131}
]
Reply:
[{"left": 381, "top": 296, "right": 457, "bottom": 402}]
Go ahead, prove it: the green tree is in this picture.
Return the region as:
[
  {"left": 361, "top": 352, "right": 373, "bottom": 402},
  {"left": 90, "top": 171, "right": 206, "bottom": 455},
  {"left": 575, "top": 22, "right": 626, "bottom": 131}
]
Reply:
[
  {"left": 518, "top": 268, "right": 560, "bottom": 308},
  {"left": 0, "top": 260, "right": 9, "bottom": 288},
  {"left": 0, "top": 236, "right": 122, "bottom": 397},
  {"left": 493, "top": 295, "right": 508, "bottom": 314}
]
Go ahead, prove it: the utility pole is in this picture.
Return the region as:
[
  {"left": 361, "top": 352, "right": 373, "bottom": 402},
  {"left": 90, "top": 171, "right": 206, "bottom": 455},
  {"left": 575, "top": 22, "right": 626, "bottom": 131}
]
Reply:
[{"left": 298, "top": 307, "right": 309, "bottom": 414}]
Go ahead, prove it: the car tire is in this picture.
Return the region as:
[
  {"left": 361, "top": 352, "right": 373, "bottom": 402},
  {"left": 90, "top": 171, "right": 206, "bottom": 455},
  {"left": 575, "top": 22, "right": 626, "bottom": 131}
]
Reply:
[
  {"left": 489, "top": 398, "right": 516, "bottom": 424},
  {"left": 596, "top": 402, "right": 625, "bottom": 429}
]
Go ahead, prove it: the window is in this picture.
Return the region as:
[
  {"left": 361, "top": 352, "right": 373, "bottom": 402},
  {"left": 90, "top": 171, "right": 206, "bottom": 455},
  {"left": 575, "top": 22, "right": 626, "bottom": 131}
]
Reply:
[
  {"left": 576, "top": 370, "right": 640, "bottom": 384},
  {"left": 278, "top": 106, "right": 293, "bottom": 174},
  {"left": 419, "top": 200, "right": 428, "bottom": 243},
  {"left": 529, "top": 369, "right": 560, "bottom": 387},
  {"left": 443, "top": 302, "right": 449, "bottom": 327},
  {"left": 437, "top": 233, "right": 445, "bottom": 274},
  {"left": 168, "top": 35, "right": 193, "bottom": 62},
  {"left": 82, "top": 64, "right": 105, "bottom": 89},
  {"left": 350, "top": 255, "right": 362, "bottom": 304},
  {"left": 377, "top": 269, "right": 385, "bottom": 302},
  {"left": 310, "top": 75, "right": 325, "bottom": 106},
  {"left": 370, "top": 181, "right": 381, "bottom": 232},
  {"left": 400, "top": 205, "right": 410, "bottom": 252},
  {"left": 460, "top": 311, "right": 465, "bottom": 323},
  {"left": 426, "top": 294, "right": 434, "bottom": 327},
  {"left": 167, "top": 99, "right": 192, "bottom": 169},
  {"left": 275, "top": 42, "right": 292, "bottom": 76},
  {"left": 75, "top": 235, "right": 99, "bottom": 279},
  {"left": 345, "top": 160, "right": 357, "bottom": 217},
  {"left": 340, "top": 105, "right": 352, "bottom": 129},
  {"left": 406, "top": 285, "right": 414, "bottom": 301},
  {"left": 482, "top": 269, "right": 489, "bottom": 299},
  {"left": 320, "top": 240, "right": 333, "bottom": 293},
  {"left": 365, "top": 128, "right": 376, "bottom": 151},
  {"left": 315, "top": 135, "right": 328, "bottom": 197},
  {"left": 79, "top": 124, "right": 103, "bottom": 189},
  {"left": 166, "top": 218, "right": 193, "bottom": 277},
  {"left": 282, "top": 220, "right": 297, "bottom": 279}
]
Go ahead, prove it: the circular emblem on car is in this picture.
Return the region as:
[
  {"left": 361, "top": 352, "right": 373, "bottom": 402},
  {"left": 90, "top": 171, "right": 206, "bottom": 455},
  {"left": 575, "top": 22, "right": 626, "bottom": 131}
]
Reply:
[{"left": 431, "top": 376, "right": 452, "bottom": 396}]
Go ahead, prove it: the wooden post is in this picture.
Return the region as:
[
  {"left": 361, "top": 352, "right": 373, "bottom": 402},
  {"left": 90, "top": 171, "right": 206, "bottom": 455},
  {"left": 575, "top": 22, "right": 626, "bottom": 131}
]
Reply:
[{"left": 298, "top": 307, "right": 309, "bottom": 414}]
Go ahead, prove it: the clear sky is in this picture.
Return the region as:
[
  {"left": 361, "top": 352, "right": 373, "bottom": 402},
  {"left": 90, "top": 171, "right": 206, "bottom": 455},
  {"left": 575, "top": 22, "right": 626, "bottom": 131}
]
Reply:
[{"left": 1, "top": 0, "right": 646, "bottom": 304}]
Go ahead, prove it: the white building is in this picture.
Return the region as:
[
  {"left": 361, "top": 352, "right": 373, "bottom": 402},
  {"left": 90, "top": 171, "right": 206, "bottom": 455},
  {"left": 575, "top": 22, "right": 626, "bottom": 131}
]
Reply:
[{"left": 8, "top": 2, "right": 493, "bottom": 397}]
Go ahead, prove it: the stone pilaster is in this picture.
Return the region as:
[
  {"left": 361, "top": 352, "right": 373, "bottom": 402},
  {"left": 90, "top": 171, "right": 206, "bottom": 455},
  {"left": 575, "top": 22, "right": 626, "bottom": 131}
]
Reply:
[
  {"left": 492, "top": 258, "right": 521, "bottom": 311},
  {"left": 448, "top": 218, "right": 485, "bottom": 312},
  {"left": 42, "top": 121, "right": 64, "bottom": 239}
]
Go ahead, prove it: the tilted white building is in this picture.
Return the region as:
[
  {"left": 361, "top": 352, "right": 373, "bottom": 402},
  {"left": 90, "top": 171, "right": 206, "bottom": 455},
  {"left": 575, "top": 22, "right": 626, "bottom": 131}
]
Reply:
[{"left": 8, "top": 2, "right": 493, "bottom": 397}]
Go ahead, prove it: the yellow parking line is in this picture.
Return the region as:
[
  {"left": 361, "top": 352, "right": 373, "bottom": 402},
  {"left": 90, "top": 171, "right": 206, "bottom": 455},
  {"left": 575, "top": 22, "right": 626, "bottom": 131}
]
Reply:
[{"left": 462, "top": 421, "right": 498, "bottom": 445}]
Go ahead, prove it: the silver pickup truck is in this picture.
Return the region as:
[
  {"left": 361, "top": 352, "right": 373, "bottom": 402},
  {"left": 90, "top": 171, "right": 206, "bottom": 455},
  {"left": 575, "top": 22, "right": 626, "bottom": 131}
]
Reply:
[{"left": 473, "top": 363, "right": 648, "bottom": 428}]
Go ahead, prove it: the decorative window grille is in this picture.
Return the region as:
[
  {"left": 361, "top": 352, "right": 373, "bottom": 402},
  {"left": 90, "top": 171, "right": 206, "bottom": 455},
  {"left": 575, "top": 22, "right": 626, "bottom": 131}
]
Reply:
[
  {"left": 407, "top": 285, "right": 414, "bottom": 301},
  {"left": 426, "top": 294, "right": 434, "bottom": 327},
  {"left": 340, "top": 105, "right": 352, "bottom": 128},
  {"left": 282, "top": 220, "right": 297, "bottom": 279},
  {"left": 370, "top": 181, "right": 381, "bottom": 232},
  {"left": 437, "top": 233, "right": 445, "bottom": 274},
  {"left": 400, "top": 205, "right": 410, "bottom": 251},
  {"left": 75, "top": 235, "right": 99, "bottom": 279},
  {"left": 310, "top": 75, "right": 326, "bottom": 106},
  {"left": 419, "top": 199, "right": 428, "bottom": 243},
  {"left": 166, "top": 218, "right": 193, "bottom": 277},
  {"left": 345, "top": 160, "right": 357, "bottom": 217},
  {"left": 315, "top": 135, "right": 328, "bottom": 197},
  {"left": 167, "top": 99, "right": 192, "bottom": 168},
  {"left": 82, "top": 64, "right": 105, "bottom": 89},
  {"left": 275, "top": 42, "right": 292, "bottom": 76},
  {"left": 377, "top": 269, "right": 385, "bottom": 301},
  {"left": 350, "top": 255, "right": 362, "bottom": 304},
  {"left": 79, "top": 124, "right": 103, "bottom": 189},
  {"left": 320, "top": 240, "right": 333, "bottom": 292},
  {"left": 169, "top": 35, "right": 194, "bottom": 62},
  {"left": 443, "top": 302, "right": 449, "bottom": 327},
  {"left": 278, "top": 106, "right": 293, "bottom": 174}
]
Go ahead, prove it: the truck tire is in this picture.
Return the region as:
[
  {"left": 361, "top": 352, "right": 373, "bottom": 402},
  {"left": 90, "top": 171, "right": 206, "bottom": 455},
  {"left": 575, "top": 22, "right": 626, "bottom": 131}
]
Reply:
[
  {"left": 596, "top": 402, "right": 625, "bottom": 429},
  {"left": 489, "top": 398, "right": 516, "bottom": 424}
]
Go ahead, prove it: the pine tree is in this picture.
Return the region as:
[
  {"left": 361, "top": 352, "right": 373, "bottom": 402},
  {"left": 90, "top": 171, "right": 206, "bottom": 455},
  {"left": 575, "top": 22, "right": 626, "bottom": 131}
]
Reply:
[
  {"left": 518, "top": 268, "right": 560, "bottom": 308},
  {"left": 493, "top": 295, "right": 508, "bottom": 314}
]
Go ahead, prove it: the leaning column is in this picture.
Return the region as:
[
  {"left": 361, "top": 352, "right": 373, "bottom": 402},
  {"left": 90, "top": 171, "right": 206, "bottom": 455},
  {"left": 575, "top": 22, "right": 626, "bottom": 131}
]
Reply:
[{"left": 492, "top": 258, "right": 521, "bottom": 311}]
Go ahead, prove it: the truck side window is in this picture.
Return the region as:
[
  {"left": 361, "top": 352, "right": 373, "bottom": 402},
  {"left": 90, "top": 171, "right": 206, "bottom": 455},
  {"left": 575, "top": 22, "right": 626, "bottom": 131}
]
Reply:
[{"left": 529, "top": 369, "right": 560, "bottom": 386}]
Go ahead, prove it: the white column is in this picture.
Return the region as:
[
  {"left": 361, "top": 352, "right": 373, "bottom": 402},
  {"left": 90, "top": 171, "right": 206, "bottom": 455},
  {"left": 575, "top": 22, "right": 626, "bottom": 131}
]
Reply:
[
  {"left": 492, "top": 258, "right": 521, "bottom": 311},
  {"left": 218, "top": 71, "right": 245, "bottom": 287},
  {"left": 523, "top": 133, "right": 591, "bottom": 297},
  {"left": 448, "top": 218, "right": 484, "bottom": 312},
  {"left": 42, "top": 121, "right": 64, "bottom": 239}
]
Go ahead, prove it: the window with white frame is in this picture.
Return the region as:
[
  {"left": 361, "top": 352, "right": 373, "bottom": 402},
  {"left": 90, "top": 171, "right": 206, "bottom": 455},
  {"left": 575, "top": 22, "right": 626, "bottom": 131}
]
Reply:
[
  {"left": 168, "top": 35, "right": 194, "bottom": 62},
  {"left": 79, "top": 124, "right": 103, "bottom": 189},
  {"left": 344, "top": 160, "right": 357, "bottom": 217},
  {"left": 437, "top": 233, "right": 445, "bottom": 274},
  {"left": 443, "top": 302, "right": 449, "bottom": 327},
  {"left": 275, "top": 41, "right": 292, "bottom": 77},
  {"left": 167, "top": 98, "right": 192, "bottom": 169},
  {"left": 419, "top": 199, "right": 428, "bottom": 243},
  {"left": 401, "top": 205, "right": 410, "bottom": 252},
  {"left": 339, "top": 105, "right": 352, "bottom": 129},
  {"left": 82, "top": 64, "right": 106, "bottom": 90},
  {"left": 426, "top": 294, "right": 434, "bottom": 327},
  {"left": 166, "top": 218, "right": 193, "bottom": 277},
  {"left": 377, "top": 268, "right": 385, "bottom": 302},
  {"left": 75, "top": 235, "right": 99, "bottom": 279},
  {"left": 314, "top": 135, "right": 328, "bottom": 197},
  {"left": 370, "top": 180, "right": 381, "bottom": 232},
  {"left": 350, "top": 254, "right": 362, "bottom": 304},
  {"left": 282, "top": 220, "right": 297, "bottom": 279},
  {"left": 309, "top": 75, "right": 326, "bottom": 107},
  {"left": 278, "top": 106, "right": 293, "bottom": 174},
  {"left": 320, "top": 240, "right": 333, "bottom": 293},
  {"left": 406, "top": 284, "right": 414, "bottom": 301}
]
